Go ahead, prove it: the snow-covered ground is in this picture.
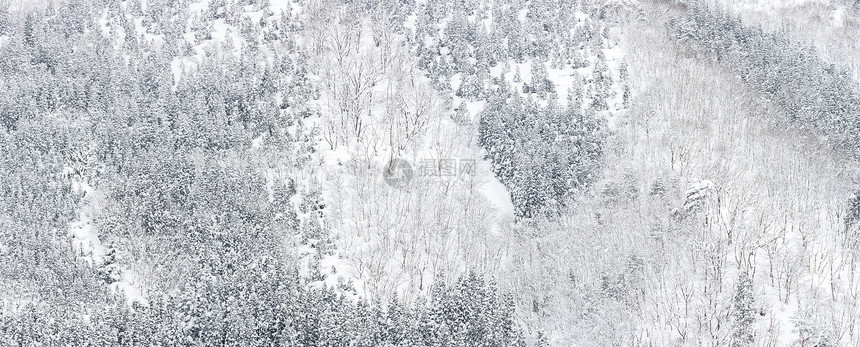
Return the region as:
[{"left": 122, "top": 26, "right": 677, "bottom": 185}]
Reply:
[
  {"left": 7, "top": 0, "right": 860, "bottom": 344},
  {"left": 64, "top": 168, "right": 146, "bottom": 306}
]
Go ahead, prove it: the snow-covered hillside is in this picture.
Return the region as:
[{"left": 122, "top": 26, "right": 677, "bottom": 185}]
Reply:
[{"left": 3, "top": 0, "right": 860, "bottom": 345}]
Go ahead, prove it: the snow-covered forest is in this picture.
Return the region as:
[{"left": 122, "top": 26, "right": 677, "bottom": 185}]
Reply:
[{"left": 2, "top": 0, "right": 860, "bottom": 345}]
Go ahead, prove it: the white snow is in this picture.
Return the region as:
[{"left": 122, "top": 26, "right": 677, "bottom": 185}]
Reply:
[
  {"left": 65, "top": 167, "right": 147, "bottom": 306},
  {"left": 66, "top": 177, "right": 106, "bottom": 265},
  {"left": 111, "top": 271, "right": 148, "bottom": 306},
  {"left": 477, "top": 160, "right": 515, "bottom": 227}
]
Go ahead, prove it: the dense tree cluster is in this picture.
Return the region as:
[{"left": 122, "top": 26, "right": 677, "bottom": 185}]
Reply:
[
  {"left": 403, "top": 0, "right": 619, "bottom": 219},
  {"left": 1, "top": 268, "right": 523, "bottom": 346},
  {"left": 671, "top": 3, "right": 860, "bottom": 159},
  {"left": 479, "top": 87, "right": 605, "bottom": 218},
  {"left": 732, "top": 269, "right": 756, "bottom": 347},
  {"left": 0, "top": 0, "right": 527, "bottom": 344},
  {"left": 0, "top": 120, "right": 117, "bottom": 337},
  {"left": 411, "top": 0, "right": 616, "bottom": 97}
]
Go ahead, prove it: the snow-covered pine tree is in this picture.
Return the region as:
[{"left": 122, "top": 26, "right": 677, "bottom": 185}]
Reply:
[{"left": 732, "top": 269, "right": 756, "bottom": 347}]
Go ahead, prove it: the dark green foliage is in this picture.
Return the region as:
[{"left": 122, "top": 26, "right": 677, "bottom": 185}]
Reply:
[
  {"left": 590, "top": 51, "right": 612, "bottom": 111},
  {"left": 411, "top": 0, "right": 611, "bottom": 219},
  {"left": 671, "top": 4, "right": 860, "bottom": 159},
  {"left": 457, "top": 72, "right": 487, "bottom": 99},
  {"left": 843, "top": 191, "right": 860, "bottom": 249},
  {"left": 479, "top": 87, "right": 605, "bottom": 218},
  {"left": 0, "top": 2, "right": 533, "bottom": 346},
  {"left": 0, "top": 121, "right": 120, "bottom": 346},
  {"left": 0, "top": 8, "right": 9, "bottom": 36},
  {"left": 422, "top": 272, "right": 526, "bottom": 347},
  {"left": 732, "top": 270, "right": 756, "bottom": 347},
  {"left": 523, "top": 59, "right": 555, "bottom": 97},
  {"left": 414, "top": 0, "right": 598, "bottom": 83},
  {"left": 1, "top": 269, "right": 524, "bottom": 346}
]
